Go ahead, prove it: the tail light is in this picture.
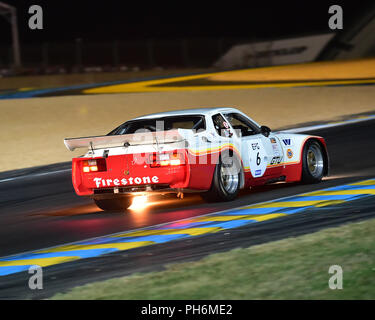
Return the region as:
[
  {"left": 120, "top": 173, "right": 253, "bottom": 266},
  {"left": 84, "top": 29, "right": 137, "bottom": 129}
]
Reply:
[
  {"left": 82, "top": 159, "right": 107, "bottom": 173},
  {"left": 149, "top": 152, "right": 185, "bottom": 167}
]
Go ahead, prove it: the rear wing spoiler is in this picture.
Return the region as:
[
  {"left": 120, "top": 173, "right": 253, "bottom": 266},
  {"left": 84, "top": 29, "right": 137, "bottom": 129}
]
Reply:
[{"left": 64, "top": 129, "right": 188, "bottom": 151}]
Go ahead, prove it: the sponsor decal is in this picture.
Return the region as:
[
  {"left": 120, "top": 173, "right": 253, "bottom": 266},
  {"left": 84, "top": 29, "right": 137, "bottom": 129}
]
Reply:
[
  {"left": 287, "top": 149, "right": 293, "bottom": 159},
  {"left": 282, "top": 138, "right": 291, "bottom": 146},
  {"left": 270, "top": 156, "right": 282, "bottom": 165},
  {"left": 270, "top": 137, "right": 277, "bottom": 144},
  {"left": 251, "top": 143, "right": 260, "bottom": 150},
  {"left": 255, "top": 169, "right": 262, "bottom": 176},
  {"left": 272, "top": 144, "right": 280, "bottom": 155},
  {"left": 93, "top": 176, "right": 159, "bottom": 188}
]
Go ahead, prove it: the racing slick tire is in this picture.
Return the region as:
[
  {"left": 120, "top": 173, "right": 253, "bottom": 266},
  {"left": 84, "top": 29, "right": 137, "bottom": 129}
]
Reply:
[
  {"left": 301, "top": 140, "right": 325, "bottom": 184},
  {"left": 201, "top": 153, "right": 241, "bottom": 202},
  {"left": 94, "top": 197, "right": 132, "bottom": 212}
]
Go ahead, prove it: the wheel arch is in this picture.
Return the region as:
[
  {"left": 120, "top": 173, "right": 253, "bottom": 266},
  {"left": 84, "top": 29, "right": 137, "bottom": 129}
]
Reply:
[{"left": 302, "top": 137, "right": 330, "bottom": 177}]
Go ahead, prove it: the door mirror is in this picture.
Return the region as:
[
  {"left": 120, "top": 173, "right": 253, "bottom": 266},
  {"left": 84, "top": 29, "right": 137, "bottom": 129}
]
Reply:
[{"left": 260, "top": 125, "right": 271, "bottom": 137}]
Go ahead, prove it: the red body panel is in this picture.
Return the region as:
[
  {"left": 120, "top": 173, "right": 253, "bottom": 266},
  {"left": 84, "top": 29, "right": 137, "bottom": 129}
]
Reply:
[
  {"left": 72, "top": 152, "right": 189, "bottom": 196},
  {"left": 71, "top": 137, "right": 328, "bottom": 197},
  {"left": 72, "top": 149, "right": 215, "bottom": 196}
]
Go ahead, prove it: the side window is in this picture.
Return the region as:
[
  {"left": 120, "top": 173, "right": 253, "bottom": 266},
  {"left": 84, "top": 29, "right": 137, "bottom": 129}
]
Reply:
[
  {"left": 223, "top": 113, "right": 260, "bottom": 137},
  {"left": 212, "top": 113, "right": 232, "bottom": 137}
]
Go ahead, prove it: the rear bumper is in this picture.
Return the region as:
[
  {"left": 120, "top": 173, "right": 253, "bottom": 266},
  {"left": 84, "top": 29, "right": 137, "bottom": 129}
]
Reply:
[
  {"left": 91, "top": 185, "right": 205, "bottom": 200},
  {"left": 72, "top": 152, "right": 191, "bottom": 196}
]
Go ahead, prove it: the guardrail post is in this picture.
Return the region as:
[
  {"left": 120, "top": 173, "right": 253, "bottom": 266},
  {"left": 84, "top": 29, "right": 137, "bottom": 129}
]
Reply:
[
  {"left": 113, "top": 40, "right": 119, "bottom": 67},
  {"left": 147, "top": 39, "right": 155, "bottom": 68},
  {"left": 181, "top": 39, "right": 190, "bottom": 67},
  {"left": 75, "top": 38, "right": 83, "bottom": 72},
  {"left": 42, "top": 42, "right": 49, "bottom": 69}
]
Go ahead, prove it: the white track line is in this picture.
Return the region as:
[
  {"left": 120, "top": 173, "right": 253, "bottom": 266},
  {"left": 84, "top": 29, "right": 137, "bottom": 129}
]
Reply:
[
  {"left": 1, "top": 114, "right": 374, "bottom": 184},
  {"left": 282, "top": 115, "right": 375, "bottom": 133}
]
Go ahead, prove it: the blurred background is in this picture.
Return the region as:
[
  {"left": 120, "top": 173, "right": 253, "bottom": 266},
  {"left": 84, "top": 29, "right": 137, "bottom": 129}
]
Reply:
[
  {"left": 0, "top": 1, "right": 374, "bottom": 75},
  {"left": 1, "top": 1, "right": 375, "bottom": 172}
]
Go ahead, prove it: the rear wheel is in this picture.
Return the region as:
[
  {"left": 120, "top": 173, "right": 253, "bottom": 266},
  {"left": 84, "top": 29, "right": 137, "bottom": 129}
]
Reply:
[
  {"left": 201, "top": 153, "right": 241, "bottom": 202},
  {"left": 301, "top": 140, "right": 325, "bottom": 183},
  {"left": 94, "top": 197, "right": 132, "bottom": 212}
]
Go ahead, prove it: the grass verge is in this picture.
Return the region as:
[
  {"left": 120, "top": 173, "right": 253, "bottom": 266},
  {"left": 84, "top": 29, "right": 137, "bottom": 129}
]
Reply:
[{"left": 51, "top": 218, "right": 375, "bottom": 299}]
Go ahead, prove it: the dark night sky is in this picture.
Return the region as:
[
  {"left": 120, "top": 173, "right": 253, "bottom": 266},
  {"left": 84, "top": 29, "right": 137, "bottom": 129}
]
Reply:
[{"left": 0, "top": 1, "right": 374, "bottom": 44}]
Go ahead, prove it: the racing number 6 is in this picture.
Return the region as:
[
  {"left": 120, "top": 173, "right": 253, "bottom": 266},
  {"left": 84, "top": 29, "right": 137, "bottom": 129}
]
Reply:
[{"left": 256, "top": 152, "right": 261, "bottom": 165}]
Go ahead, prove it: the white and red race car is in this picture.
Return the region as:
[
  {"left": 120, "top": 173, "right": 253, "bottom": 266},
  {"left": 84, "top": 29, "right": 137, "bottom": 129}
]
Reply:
[{"left": 64, "top": 107, "right": 329, "bottom": 211}]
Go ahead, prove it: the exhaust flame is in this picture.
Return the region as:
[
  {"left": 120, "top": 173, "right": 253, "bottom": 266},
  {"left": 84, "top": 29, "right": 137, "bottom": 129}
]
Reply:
[{"left": 129, "top": 195, "right": 149, "bottom": 211}]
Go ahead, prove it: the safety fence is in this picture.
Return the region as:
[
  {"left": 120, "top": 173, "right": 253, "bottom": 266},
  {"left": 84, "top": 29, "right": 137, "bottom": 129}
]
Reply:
[{"left": 0, "top": 37, "right": 256, "bottom": 74}]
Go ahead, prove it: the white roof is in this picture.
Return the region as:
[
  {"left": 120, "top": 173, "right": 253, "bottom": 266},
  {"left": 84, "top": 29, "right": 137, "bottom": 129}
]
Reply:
[{"left": 133, "top": 107, "right": 241, "bottom": 120}]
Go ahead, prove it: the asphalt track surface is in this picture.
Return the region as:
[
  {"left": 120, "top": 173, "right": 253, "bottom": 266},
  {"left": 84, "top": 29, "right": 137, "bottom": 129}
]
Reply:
[{"left": 1, "top": 119, "right": 375, "bottom": 299}]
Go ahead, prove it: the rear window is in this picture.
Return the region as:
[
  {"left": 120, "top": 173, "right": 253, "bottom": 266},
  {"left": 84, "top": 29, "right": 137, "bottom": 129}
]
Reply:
[{"left": 108, "top": 115, "right": 206, "bottom": 135}]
